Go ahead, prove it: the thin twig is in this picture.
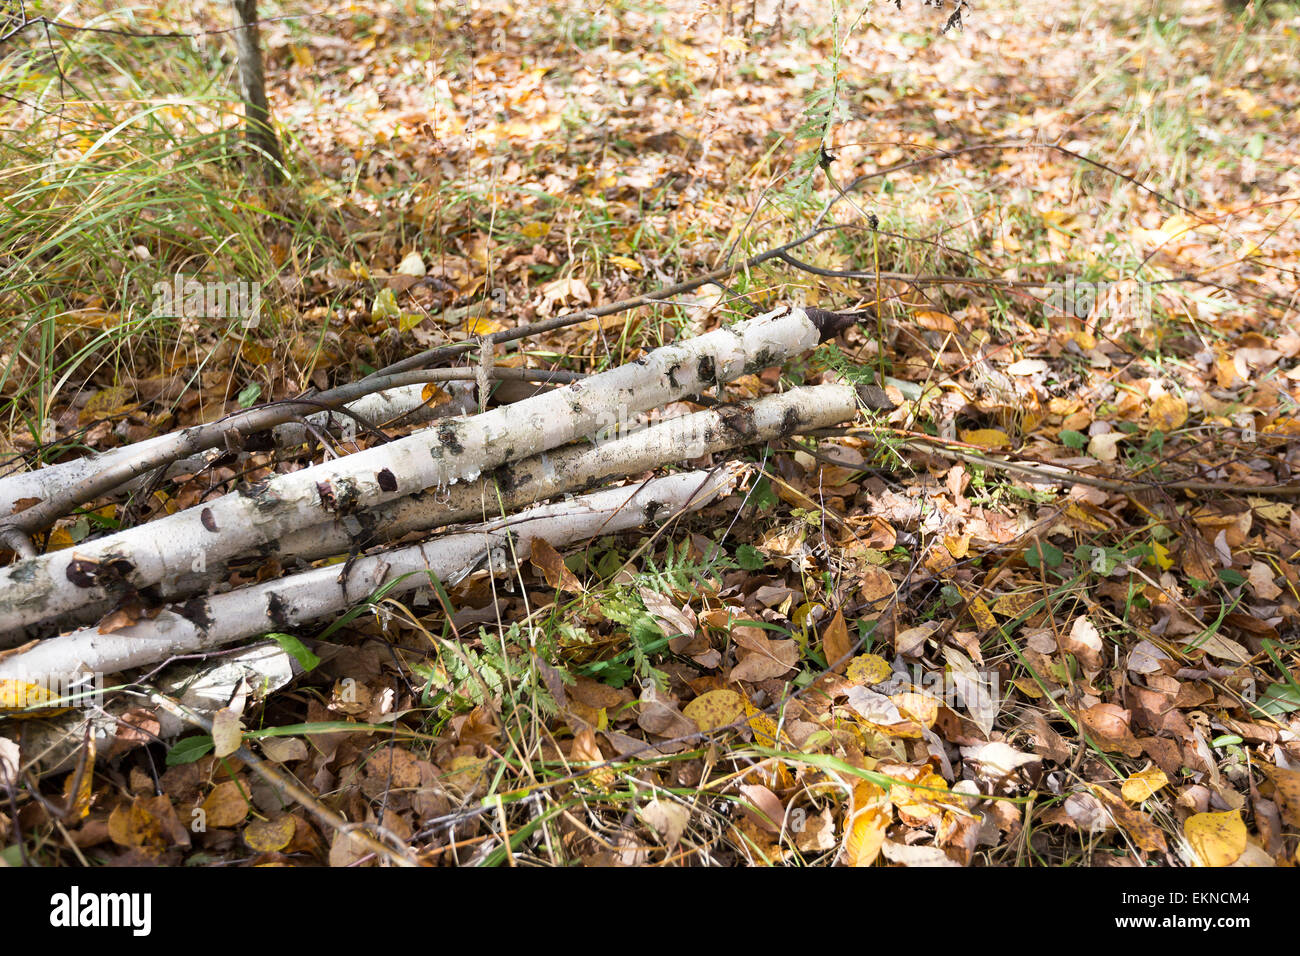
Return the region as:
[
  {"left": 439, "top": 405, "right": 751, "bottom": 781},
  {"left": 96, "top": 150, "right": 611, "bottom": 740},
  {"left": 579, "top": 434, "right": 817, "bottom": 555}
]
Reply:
[{"left": 143, "top": 687, "right": 420, "bottom": 867}]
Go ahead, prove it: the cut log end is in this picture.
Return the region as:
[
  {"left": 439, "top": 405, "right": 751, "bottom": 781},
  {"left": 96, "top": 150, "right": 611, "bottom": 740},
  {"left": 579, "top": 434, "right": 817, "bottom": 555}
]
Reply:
[{"left": 803, "top": 307, "right": 876, "bottom": 342}]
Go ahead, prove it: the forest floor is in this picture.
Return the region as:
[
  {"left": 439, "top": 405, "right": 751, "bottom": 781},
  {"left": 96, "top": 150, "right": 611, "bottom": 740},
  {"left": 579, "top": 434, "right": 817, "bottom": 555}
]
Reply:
[{"left": 1, "top": 0, "right": 1299, "bottom": 866}]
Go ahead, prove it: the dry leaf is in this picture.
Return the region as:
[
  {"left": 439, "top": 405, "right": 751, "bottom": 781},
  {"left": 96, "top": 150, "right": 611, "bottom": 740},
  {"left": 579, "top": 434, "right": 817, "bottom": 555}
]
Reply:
[
  {"left": 1121, "top": 767, "right": 1169, "bottom": 803},
  {"left": 846, "top": 653, "right": 892, "bottom": 686},
  {"left": 529, "top": 538, "right": 584, "bottom": 593},
  {"left": 843, "top": 780, "right": 890, "bottom": 867},
  {"left": 244, "top": 815, "right": 297, "bottom": 853},
  {"left": 682, "top": 689, "right": 745, "bottom": 731},
  {"left": 822, "top": 608, "right": 853, "bottom": 672},
  {"left": 201, "top": 780, "right": 250, "bottom": 828},
  {"left": 1185, "top": 810, "right": 1246, "bottom": 866}
]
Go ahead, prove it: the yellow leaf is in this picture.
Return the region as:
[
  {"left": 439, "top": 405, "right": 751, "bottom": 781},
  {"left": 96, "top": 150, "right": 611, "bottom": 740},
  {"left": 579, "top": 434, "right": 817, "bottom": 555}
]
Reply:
[
  {"left": 240, "top": 340, "right": 273, "bottom": 364},
  {"left": 464, "top": 315, "right": 508, "bottom": 336},
  {"left": 607, "top": 254, "right": 642, "bottom": 272},
  {"left": 960, "top": 428, "right": 1012, "bottom": 449},
  {"left": 0, "top": 679, "right": 72, "bottom": 717},
  {"left": 62, "top": 736, "right": 96, "bottom": 819},
  {"left": 1150, "top": 541, "right": 1174, "bottom": 571},
  {"left": 46, "top": 527, "right": 76, "bottom": 551},
  {"left": 421, "top": 383, "right": 454, "bottom": 408},
  {"left": 1064, "top": 501, "right": 1110, "bottom": 532},
  {"left": 1121, "top": 767, "right": 1169, "bottom": 803},
  {"left": 1185, "top": 810, "right": 1246, "bottom": 866},
  {"left": 968, "top": 596, "right": 997, "bottom": 632},
  {"left": 992, "top": 592, "right": 1038, "bottom": 618},
  {"left": 371, "top": 288, "right": 400, "bottom": 323},
  {"left": 244, "top": 815, "right": 297, "bottom": 853},
  {"left": 1012, "top": 677, "right": 1044, "bottom": 699},
  {"left": 742, "top": 700, "right": 782, "bottom": 748},
  {"left": 1148, "top": 394, "right": 1188, "bottom": 432},
  {"left": 79, "top": 386, "right": 135, "bottom": 424},
  {"left": 682, "top": 690, "right": 745, "bottom": 731},
  {"left": 844, "top": 780, "right": 890, "bottom": 867},
  {"left": 846, "top": 653, "right": 892, "bottom": 686}
]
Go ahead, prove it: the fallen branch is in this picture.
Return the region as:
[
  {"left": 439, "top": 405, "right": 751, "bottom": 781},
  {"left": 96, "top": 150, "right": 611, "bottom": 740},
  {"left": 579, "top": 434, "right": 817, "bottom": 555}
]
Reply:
[
  {"left": 0, "top": 368, "right": 581, "bottom": 544},
  {"left": 11, "top": 384, "right": 864, "bottom": 642},
  {"left": 0, "top": 307, "right": 843, "bottom": 637},
  {"left": 0, "top": 467, "right": 741, "bottom": 684}
]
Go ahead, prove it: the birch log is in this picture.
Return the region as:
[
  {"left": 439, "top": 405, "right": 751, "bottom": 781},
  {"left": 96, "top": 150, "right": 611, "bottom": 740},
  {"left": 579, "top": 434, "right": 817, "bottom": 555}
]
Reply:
[
  {"left": 272, "top": 383, "right": 862, "bottom": 561},
  {"left": 0, "top": 468, "right": 739, "bottom": 684},
  {"left": 0, "top": 381, "right": 479, "bottom": 520},
  {"left": 9, "top": 384, "right": 862, "bottom": 643},
  {"left": 0, "top": 307, "right": 839, "bottom": 637}
]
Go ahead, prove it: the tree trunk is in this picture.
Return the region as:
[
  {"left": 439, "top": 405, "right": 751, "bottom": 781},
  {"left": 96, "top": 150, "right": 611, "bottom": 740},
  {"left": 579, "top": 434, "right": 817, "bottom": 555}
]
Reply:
[{"left": 231, "top": 0, "right": 285, "bottom": 182}]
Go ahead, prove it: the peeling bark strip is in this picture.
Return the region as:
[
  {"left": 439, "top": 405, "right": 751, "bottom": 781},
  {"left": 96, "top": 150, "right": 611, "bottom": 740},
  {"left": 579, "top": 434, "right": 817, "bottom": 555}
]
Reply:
[
  {"left": 0, "top": 307, "right": 825, "bottom": 637},
  {"left": 13, "top": 642, "right": 299, "bottom": 778},
  {"left": 0, "top": 469, "right": 739, "bottom": 683}
]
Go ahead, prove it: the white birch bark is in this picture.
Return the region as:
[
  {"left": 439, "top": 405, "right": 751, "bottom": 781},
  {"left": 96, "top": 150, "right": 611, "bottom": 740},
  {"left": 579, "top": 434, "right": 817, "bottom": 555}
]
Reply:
[
  {"left": 3, "top": 642, "right": 300, "bottom": 778},
  {"left": 0, "top": 307, "right": 824, "bottom": 636},
  {"left": 273, "top": 383, "right": 860, "bottom": 561},
  {"left": 0, "top": 468, "right": 739, "bottom": 684},
  {"left": 0, "top": 382, "right": 476, "bottom": 518},
  {"left": 7, "top": 384, "right": 861, "bottom": 643}
]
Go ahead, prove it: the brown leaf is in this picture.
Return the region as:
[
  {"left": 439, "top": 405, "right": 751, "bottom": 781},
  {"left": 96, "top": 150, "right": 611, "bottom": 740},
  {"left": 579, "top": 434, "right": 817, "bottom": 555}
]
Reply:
[
  {"left": 1258, "top": 763, "right": 1300, "bottom": 828},
  {"left": 730, "top": 625, "right": 799, "bottom": 682},
  {"left": 1093, "top": 788, "right": 1167, "bottom": 853},
  {"left": 1080, "top": 703, "right": 1143, "bottom": 756},
  {"left": 636, "top": 684, "right": 697, "bottom": 739},
  {"left": 739, "top": 784, "right": 785, "bottom": 834},
  {"left": 200, "top": 780, "right": 250, "bottom": 828},
  {"left": 640, "top": 588, "right": 696, "bottom": 643},
  {"left": 822, "top": 608, "right": 853, "bottom": 672},
  {"left": 529, "top": 538, "right": 584, "bottom": 593},
  {"left": 1028, "top": 714, "right": 1071, "bottom": 764}
]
